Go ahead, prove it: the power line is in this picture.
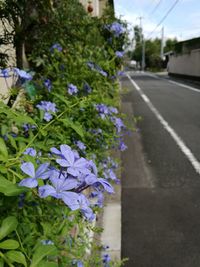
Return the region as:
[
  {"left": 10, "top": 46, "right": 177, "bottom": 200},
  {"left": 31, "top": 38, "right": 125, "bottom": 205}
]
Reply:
[
  {"left": 149, "top": 0, "right": 163, "bottom": 15},
  {"left": 147, "top": 0, "right": 180, "bottom": 39}
]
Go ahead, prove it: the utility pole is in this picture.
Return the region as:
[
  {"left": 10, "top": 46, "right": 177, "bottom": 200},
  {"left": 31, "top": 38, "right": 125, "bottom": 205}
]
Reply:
[
  {"left": 137, "top": 16, "right": 145, "bottom": 71},
  {"left": 142, "top": 39, "right": 145, "bottom": 71},
  {"left": 160, "top": 26, "right": 164, "bottom": 59}
]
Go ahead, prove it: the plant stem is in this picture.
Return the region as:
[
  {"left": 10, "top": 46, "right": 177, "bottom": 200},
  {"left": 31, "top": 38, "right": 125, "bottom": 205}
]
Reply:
[
  {"left": 15, "top": 230, "right": 31, "bottom": 261},
  {"left": 0, "top": 251, "right": 15, "bottom": 267}
]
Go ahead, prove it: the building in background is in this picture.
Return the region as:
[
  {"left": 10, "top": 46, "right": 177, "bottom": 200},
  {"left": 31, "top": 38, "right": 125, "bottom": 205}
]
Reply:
[
  {"left": 168, "top": 37, "right": 200, "bottom": 79},
  {"left": 79, "top": 0, "right": 114, "bottom": 17}
]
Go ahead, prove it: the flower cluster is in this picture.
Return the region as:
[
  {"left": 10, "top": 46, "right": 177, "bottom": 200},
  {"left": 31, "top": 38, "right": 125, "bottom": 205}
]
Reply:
[
  {"left": 36, "top": 101, "right": 58, "bottom": 121},
  {"left": 94, "top": 104, "right": 118, "bottom": 119},
  {"left": 68, "top": 83, "right": 78, "bottom": 95},
  {"left": 14, "top": 68, "right": 33, "bottom": 81},
  {"left": 44, "top": 78, "right": 52, "bottom": 92},
  {"left": 50, "top": 43, "right": 63, "bottom": 52},
  {"left": 107, "top": 22, "right": 125, "bottom": 37},
  {"left": 19, "top": 144, "right": 114, "bottom": 220},
  {"left": 100, "top": 157, "right": 119, "bottom": 183},
  {"left": 87, "top": 62, "right": 107, "bottom": 77},
  {"left": 115, "top": 51, "right": 124, "bottom": 58},
  {"left": 0, "top": 68, "right": 32, "bottom": 81}
]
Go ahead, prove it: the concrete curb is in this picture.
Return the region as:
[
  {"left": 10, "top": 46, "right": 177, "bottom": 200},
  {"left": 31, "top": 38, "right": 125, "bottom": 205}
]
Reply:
[
  {"left": 100, "top": 80, "right": 122, "bottom": 261},
  {"left": 101, "top": 183, "right": 121, "bottom": 260}
]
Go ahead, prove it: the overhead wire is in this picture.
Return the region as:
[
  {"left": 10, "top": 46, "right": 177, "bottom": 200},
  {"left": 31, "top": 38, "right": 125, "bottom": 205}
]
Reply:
[
  {"left": 147, "top": 0, "right": 181, "bottom": 39},
  {"left": 149, "top": 0, "right": 163, "bottom": 15}
]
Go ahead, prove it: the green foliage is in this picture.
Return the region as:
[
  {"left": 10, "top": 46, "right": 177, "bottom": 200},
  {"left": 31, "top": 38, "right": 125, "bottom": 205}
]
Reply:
[{"left": 0, "top": 0, "right": 128, "bottom": 266}]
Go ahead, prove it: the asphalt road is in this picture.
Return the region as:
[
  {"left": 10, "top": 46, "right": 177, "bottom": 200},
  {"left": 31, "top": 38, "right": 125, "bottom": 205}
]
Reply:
[{"left": 121, "top": 72, "right": 200, "bottom": 267}]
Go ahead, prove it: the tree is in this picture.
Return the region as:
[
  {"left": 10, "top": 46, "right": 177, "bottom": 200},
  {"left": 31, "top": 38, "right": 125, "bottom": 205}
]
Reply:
[{"left": 131, "top": 25, "right": 143, "bottom": 65}]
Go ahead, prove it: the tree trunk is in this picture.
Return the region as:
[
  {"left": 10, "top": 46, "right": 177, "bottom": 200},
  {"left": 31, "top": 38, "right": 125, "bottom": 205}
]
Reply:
[{"left": 15, "top": 36, "right": 24, "bottom": 69}]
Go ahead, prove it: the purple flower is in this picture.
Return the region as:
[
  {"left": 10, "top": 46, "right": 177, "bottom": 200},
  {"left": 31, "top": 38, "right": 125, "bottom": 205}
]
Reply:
[
  {"left": 95, "top": 104, "right": 118, "bottom": 119},
  {"left": 44, "top": 112, "right": 53, "bottom": 122},
  {"left": 54, "top": 145, "right": 90, "bottom": 176},
  {"left": 68, "top": 84, "right": 78, "bottom": 95},
  {"left": 87, "top": 62, "right": 95, "bottom": 69},
  {"left": 23, "top": 124, "right": 36, "bottom": 131},
  {"left": 85, "top": 174, "right": 114, "bottom": 194},
  {"left": 90, "top": 191, "right": 104, "bottom": 208},
  {"left": 19, "top": 162, "right": 50, "bottom": 188},
  {"left": 23, "top": 148, "right": 36, "bottom": 157},
  {"left": 109, "top": 22, "right": 125, "bottom": 37},
  {"left": 83, "top": 82, "right": 92, "bottom": 93},
  {"left": 72, "top": 260, "right": 84, "bottom": 267},
  {"left": 0, "top": 68, "right": 10, "bottom": 78},
  {"left": 36, "top": 101, "right": 57, "bottom": 113},
  {"left": 115, "top": 51, "right": 124, "bottom": 58},
  {"left": 119, "top": 140, "right": 127, "bottom": 151},
  {"left": 108, "top": 107, "right": 118, "bottom": 114},
  {"left": 87, "top": 62, "right": 107, "bottom": 77},
  {"left": 38, "top": 171, "right": 80, "bottom": 210},
  {"left": 13, "top": 68, "right": 32, "bottom": 80},
  {"left": 112, "top": 117, "right": 124, "bottom": 133},
  {"left": 103, "top": 169, "right": 117, "bottom": 181},
  {"left": 44, "top": 79, "right": 52, "bottom": 92},
  {"left": 78, "top": 194, "right": 95, "bottom": 221},
  {"left": 117, "top": 71, "right": 125, "bottom": 76},
  {"left": 75, "top": 141, "right": 86, "bottom": 151},
  {"left": 36, "top": 101, "right": 57, "bottom": 122},
  {"left": 102, "top": 254, "right": 111, "bottom": 266},
  {"left": 50, "top": 43, "right": 62, "bottom": 52}
]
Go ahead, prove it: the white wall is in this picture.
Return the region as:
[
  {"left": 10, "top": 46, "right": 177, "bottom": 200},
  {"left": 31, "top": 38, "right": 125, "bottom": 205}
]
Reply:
[{"left": 168, "top": 49, "right": 200, "bottom": 78}]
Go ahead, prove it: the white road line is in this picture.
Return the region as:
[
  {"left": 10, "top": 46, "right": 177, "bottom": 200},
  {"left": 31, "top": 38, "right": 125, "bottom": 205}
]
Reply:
[
  {"left": 143, "top": 71, "right": 200, "bottom": 93},
  {"left": 168, "top": 80, "right": 200, "bottom": 93},
  {"left": 126, "top": 73, "right": 200, "bottom": 176}
]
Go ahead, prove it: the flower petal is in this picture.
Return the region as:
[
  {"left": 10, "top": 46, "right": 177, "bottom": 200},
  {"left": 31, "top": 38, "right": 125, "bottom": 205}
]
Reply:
[
  {"left": 74, "top": 158, "right": 88, "bottom": 168},
  {"left": 21, "top": 162, "right": 35, "bottom": 177},
  {"left": 96, "top": 178, "right": 114, "bottom": 194},
  {"left": 56, "top": 159, "right": 69, "bottom": 167},
  {"left": 85, "top": 174, "right": 98, "bottom": 185},
  {"left": 60, "top": 144, "right": 72, "bottom": 158},
  {"left": 63, "top": 149, "right": 75, "bottom": 166},
  {"left": 35, "top": 163, "right": 50, "bottom": 179},
  {"left": 50, "top": 147, "right": 62, "bottom": 156},
  {"left": 61, "top": 192, "right": 80, "bottom": 210},
  {"left": 19, "top": 178, "right": 37, "bottom": 188},
  {"left": 67, "top": 167, "right": 79, "bottom": 177},
  {"left": 38, "top": 185, "right": 57, "bottom": 198},
  {"left": 61, "top": 178, "right": 78, "bottom": 191}
]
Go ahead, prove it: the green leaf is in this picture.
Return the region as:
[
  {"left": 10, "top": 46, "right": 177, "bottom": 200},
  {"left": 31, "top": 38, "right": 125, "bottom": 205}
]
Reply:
[
  {"left": 0, "top": 176, "right": 27, "bottom": 197},
  {"left": 0, "top": 258, "right": 4, "bottom": 267},
  {"left": 30, "top": 245, "right": 57, "bottom": 267},
  {"left": 0, "top": 166, "right": 7, "bottom": 174},
  {"left": 0, "top": 239, "right": 19, "bottom": 250},
  {"left": 0, "top": 138, "right": 8, "bottom": 160},
  {"left": 7, "top": 135, "right": 17, "bottom": 150},
  {"left": 60, "top": 118, "right": 84, "bottom": 138},
  {"left": 5, "top": 251, "right": 27, "bottom": 266},
  {"left": 39, "top": 261, "right": 58, "bottom": 267},
  {"left": 0, "top": 216, "right": 18, "bottom": 240},
  {"left": 52, "top": 93, "right": 69, "bottom": 106},
  {"left": 14, "top": 114, "right": 36, "bottom": 126}
]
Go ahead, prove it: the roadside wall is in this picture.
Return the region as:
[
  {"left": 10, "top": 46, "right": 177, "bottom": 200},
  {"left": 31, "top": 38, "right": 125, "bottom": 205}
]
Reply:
[{"left": 168, "top": 49, "right": 200, "bottom": 78}]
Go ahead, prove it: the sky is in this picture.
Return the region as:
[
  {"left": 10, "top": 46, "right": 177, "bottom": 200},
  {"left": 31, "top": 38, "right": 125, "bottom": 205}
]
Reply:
[{"left": 114, "top": 0, "right": 200, "bottom": 42}]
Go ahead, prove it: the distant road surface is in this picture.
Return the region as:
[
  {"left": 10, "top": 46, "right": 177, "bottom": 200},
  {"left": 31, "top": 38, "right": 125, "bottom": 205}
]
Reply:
[{"left": 121, "top": 72, "right": 200, "bottom": 267}]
